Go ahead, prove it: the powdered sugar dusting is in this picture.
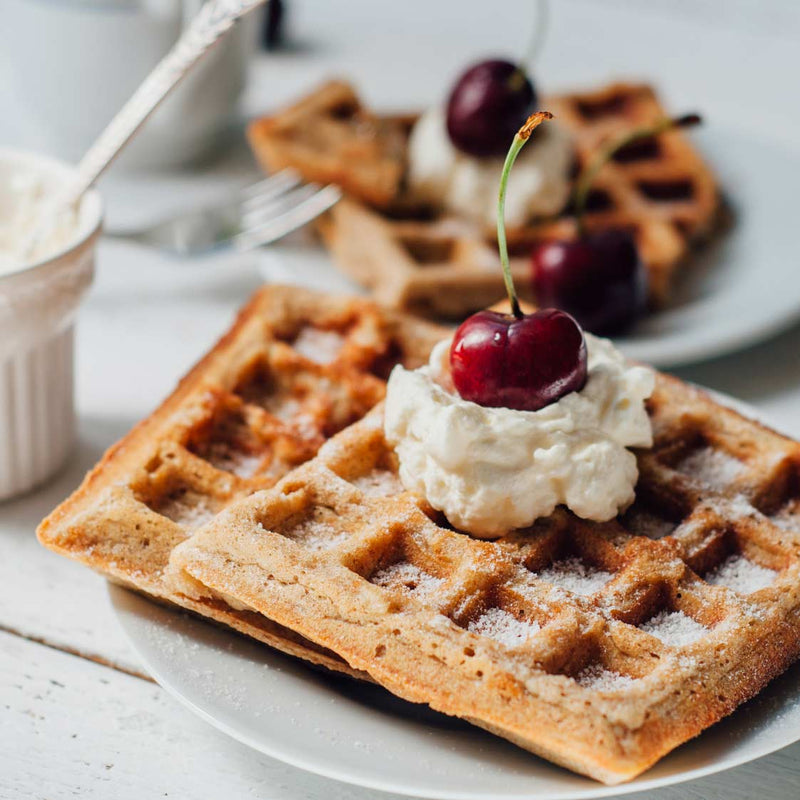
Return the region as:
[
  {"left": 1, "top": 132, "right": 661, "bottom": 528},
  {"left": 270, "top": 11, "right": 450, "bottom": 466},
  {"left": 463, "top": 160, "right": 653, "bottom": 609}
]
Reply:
[
  {"left": 537, "top": 558, "right": 612, "bottom": 596},
  {"left": 467, "top": 608, "right": 540, "bottom": 648},
  {"left": 155, "top": 493, "right": 215, "bottom": 530},
  {"left": 293, "top": 327, "right": 345, "bottom": 364},
  {"left": 624, "top": 508, "right": 675, "bottom": 540},
  {"left": 291, "top": 412, "right": 322, "bottom": 443},
  {"left": 237, "top": 367, "right": 303, "bottom": 421},
  {"left": 727, "top": 494, "right": 760, "bottom": 520},
  {"left": 352, "top": 469, "right": 403, "bottom": 498},
  {"left": 770, "top": 502, "right": 800, "bottom": 532},
  {"left": 677, "top": 447, "right": 744, "bottom": 487},
  {"left": 281, "top": 517, "right": 346, "bottom": 551},
  {"left": 204, "top": 443, "right": 263, "bottom": 478},
  {"left": 263, "top": 394, "right": 302, "bottom": 421},
  {"left": 705, "top": 554, "right": 777, "bottom": 594},
  {"left": 576, "top": 664, "right": 634, "bottom": 692},
  {"left": 372, "top": 562, "right": 444, "bottom": 597},
  {"left": 640, "top": 610, "right": 707, "bottom": 647}
]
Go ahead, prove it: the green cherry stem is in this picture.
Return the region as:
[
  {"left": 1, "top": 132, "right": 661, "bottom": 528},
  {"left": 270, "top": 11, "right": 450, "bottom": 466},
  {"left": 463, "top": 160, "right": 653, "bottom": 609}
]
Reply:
[
  {"left": 523, "top": 0, "right": 549, "bottom": 71},
  {"left": 497, "top": 111, "right": 554, "bottom": 320},
  {"left": 572, "top": 112, "right": 702, "bottom": 237},
  {"left": 509, "top": 0, "right": 549, "bottom": 91}
]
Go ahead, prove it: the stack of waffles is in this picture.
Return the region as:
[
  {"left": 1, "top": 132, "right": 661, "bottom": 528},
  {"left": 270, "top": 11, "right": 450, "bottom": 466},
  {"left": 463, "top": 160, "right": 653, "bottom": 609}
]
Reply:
[
  {"left": 37, "top": 286, "right": 445, "bottom": 676},
  {"left": 248, "top": 81, "right": 721, "bottom": 318},
  {"left": 39, "top": 286, "right": 800, "bottom": 784}
]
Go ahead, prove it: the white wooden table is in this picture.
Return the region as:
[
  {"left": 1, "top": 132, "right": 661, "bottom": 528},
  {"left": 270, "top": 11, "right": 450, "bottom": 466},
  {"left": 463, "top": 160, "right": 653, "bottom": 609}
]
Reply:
[{"left": 3, "top": 1, "right": 800, "bottom": 797}]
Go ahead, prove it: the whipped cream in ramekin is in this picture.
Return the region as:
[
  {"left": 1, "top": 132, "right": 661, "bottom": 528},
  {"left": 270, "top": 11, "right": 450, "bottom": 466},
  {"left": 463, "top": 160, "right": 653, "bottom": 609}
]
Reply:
[
  {"left": 0, "top": 149, "right": 101, "bottom": 500},
  {"left": 407, "top": 106, "right": 573, "bottom": 228},
  {"left": 0, "top": 171, "right": 79, "bottom": 274},
  {"left": 384, "top": 336, "right": 655, "bottom": 538}
]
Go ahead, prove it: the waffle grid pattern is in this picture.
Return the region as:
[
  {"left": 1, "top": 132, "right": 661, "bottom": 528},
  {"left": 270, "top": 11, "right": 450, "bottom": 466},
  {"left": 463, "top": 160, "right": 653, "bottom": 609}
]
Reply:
[
  {"left": 247, "top": 80, "right": 412, "bottom": 208},
  {"left": 169, "top": 375, "right": 800, "bottom": 783},
  {"left": 37, "top": 286, "right": 445, "bottom": 676},
  {"left": 248, "top": 80, "right": 720, "bottom": 318}
]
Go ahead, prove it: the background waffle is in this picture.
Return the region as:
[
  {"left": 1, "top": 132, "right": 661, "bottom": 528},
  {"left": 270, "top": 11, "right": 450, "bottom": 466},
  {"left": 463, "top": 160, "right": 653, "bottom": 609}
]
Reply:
[
  {"left": 247, "top": 80, "right": 413, "bottom": 209},
  {"left": 250, "top": 80, "right": 720, "bottom": 319},
  {"left": 37, "top": 285, "right": 446, "bottom": 678},
  {"left": 168, "top": 375, "right": 800, "bottom": 784}
]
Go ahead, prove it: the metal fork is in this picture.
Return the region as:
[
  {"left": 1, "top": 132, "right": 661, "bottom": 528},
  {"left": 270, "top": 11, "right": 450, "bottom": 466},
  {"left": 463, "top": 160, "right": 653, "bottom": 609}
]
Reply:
[{"left": 105, "top": 169, "right": 342, "bottom": 256}]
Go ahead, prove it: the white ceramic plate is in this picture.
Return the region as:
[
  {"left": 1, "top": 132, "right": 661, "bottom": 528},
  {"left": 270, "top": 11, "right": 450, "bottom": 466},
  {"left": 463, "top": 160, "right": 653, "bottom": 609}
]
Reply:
[
  {"left": 260, "top": 125, "right": 800, "bottom": 369},
  {"left": 615, "top": 126, "right": 800, "bottom": 366},
  {"left": 110, "top": 394, "right": 800, "bottom": 800}
]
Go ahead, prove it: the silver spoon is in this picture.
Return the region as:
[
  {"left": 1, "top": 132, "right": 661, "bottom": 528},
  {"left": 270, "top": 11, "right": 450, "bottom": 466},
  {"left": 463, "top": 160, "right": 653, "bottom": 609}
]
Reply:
[{"left": 24, "top": 0, "right": 268, "bottom": 257}]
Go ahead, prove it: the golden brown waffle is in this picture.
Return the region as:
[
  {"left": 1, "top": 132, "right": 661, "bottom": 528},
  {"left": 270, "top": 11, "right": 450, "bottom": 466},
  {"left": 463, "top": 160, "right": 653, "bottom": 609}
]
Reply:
[
  {"left": 250, "top": 81, "right": 720, "bottom": 318},
  {"left": 168, "top": 375, "right": 800, "bottom": 784},
  {"left": 37, "top": 285, "right": 446, "bottom": 678},
  {"left": 247, "top": 80, "right": 413, "bottom": 209}
]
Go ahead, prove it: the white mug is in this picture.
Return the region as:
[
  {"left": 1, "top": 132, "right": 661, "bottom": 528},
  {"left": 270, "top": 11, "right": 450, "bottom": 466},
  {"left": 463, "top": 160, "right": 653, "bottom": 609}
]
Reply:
[{"left": 0, "top": 0, "right": 261, "bottom": 170}]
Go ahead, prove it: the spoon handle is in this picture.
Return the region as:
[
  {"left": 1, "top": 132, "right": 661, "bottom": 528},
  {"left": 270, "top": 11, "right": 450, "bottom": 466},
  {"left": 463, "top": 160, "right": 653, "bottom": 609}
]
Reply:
[{"left": 71, "top": 0, "right": 266, "bottom": 197}]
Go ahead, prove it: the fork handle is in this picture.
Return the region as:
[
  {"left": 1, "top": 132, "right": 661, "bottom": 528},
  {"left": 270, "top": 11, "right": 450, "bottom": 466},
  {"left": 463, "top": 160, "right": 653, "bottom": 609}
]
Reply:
[{"left": 71, "top": 0, "right": 267, "bottom": 199}]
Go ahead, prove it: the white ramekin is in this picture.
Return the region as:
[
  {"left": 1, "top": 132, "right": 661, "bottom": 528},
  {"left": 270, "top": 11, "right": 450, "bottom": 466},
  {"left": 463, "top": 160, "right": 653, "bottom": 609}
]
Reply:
[{"left": 0, "top": 149, "right": 102, "bottom": 501}]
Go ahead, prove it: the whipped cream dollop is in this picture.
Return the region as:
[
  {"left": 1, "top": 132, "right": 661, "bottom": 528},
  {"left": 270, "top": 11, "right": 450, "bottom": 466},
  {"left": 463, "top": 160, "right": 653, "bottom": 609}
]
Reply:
[
  {"left": 0, "top": 170, "right": 79, "bottom": 275},
  {"left": 407, "top": 106, "right": 574, "bottom": 228},
  {"left": 384, "top": 335, "right": 655, "bottom": 538}
]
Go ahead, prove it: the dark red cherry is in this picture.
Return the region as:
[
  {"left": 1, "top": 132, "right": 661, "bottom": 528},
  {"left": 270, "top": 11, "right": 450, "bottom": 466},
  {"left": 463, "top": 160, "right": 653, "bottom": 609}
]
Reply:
[
  {"left": 450, "top": 308, "right": 588, "bottom": 411},
  {"left": 446, "top": 59, "right": 537, "bottom": 157},
  {"left": 531, "top": 229, "right": 647, "bottom": 336}
]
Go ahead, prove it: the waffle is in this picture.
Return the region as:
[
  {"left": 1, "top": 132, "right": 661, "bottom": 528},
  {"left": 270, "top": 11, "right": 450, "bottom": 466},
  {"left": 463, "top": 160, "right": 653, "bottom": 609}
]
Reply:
[
  {"left": 37, "top": 285, "right": 446, "bottom": 678},
  {"left": 168, "top": 375, "right": 800, "bottom": 784},
  {"left": 250, "top": 81, "right": 720, "bottom": 318},
  {"left": 247, "top": 80, "right": 413, "bottom": 209}
]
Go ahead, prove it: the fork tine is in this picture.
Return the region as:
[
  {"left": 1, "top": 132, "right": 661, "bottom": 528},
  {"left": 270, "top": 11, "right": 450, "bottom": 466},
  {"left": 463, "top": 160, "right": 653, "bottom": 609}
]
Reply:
[
  {"left": 107, "top": 169, "right": 303, "bottom": 241},
  {"left": 240, "top": 183, "right": 322, "bottom": 229},
  {"left": 233, "top": 185, "right": 342, "bottom": 251},
  {"left": 105, "top": 170, "right": 333, "bottom": 257},
  {"left": 239, "top": 169, "right": 301, "bottom": 203}
]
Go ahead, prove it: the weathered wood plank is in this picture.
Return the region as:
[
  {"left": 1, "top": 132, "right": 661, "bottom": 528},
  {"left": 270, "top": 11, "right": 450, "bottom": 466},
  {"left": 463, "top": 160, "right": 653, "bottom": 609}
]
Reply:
[
  {"left": 0, "top": 418, "right": 143, "bottom": 674},
  {"left": 3, "top": 632, "right": 800, "bottom": 800},
  {"left": 0, "top": 249, "right": 263, "bottom": 673},
  {"left": 0, "top": 632, "right": 383, "bottom": 800}
]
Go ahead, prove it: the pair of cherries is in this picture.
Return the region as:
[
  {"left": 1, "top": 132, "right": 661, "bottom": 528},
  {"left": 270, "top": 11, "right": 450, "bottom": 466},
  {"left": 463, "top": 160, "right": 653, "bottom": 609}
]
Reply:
[
  {"left": 446, "top": 58, "right": 652, "bottom": 338},
  {"left": 443, "top": 63, "right": 590, "bottom": 410},
  {"left": 444, "top": 60, "right": 699, "bottom": 411}
]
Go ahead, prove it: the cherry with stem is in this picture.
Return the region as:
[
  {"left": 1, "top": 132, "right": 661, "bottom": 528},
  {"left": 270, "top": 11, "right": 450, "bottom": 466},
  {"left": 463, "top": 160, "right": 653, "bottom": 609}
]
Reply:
[
  {"left": 445, "top": 0, "right": 548, "bottom": 157},
  {"left": 531, "top": 113, "right": 702, "bottom": 335},
  {"left": 497, "top": 113, "right": 553, "bottom": 320},
  {"left": 450, "top": 112, "right": 588, "bottom": 412}
]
